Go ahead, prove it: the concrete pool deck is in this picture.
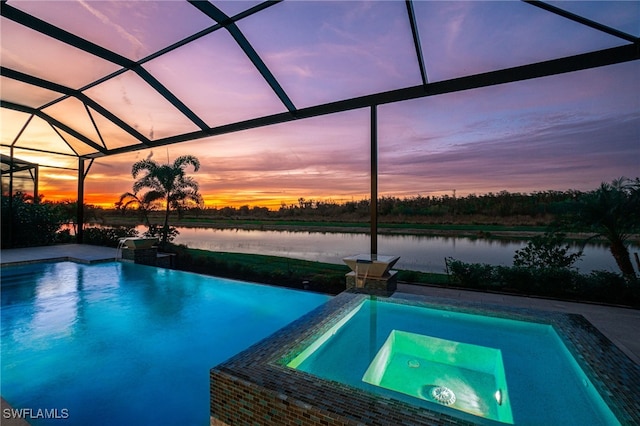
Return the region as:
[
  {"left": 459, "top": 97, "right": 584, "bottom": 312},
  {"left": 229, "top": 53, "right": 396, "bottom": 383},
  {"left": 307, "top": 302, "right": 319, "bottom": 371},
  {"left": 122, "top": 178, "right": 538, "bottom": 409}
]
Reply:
[
  {"left": 1, "top": 244, "right": 117, "bottom": 265},
  {"left": 1, "top": 244, "right": 638, "bottom": 365}
]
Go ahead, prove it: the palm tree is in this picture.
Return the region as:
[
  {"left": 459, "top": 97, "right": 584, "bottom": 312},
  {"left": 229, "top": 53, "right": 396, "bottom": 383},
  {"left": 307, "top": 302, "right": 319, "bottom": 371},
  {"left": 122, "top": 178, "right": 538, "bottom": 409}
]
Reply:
[
  {"left": 572, "top": 177, "right": 639, "bottom": 280},
  {"left": 124, "top": 155, "right": 203, "bottom": 245},
  {"left": 116, "top": 191, "right": 155, "bottom": 228}
]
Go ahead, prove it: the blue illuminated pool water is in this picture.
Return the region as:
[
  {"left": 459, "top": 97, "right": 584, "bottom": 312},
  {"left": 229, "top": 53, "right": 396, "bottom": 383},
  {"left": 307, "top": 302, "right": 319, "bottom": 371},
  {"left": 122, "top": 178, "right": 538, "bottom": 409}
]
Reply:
[
  {"left": 1, "top": 261, "right": 330, "bottom": 425},
  {"left": 290, "top": 299, "right": 620, "bottom": 425}
]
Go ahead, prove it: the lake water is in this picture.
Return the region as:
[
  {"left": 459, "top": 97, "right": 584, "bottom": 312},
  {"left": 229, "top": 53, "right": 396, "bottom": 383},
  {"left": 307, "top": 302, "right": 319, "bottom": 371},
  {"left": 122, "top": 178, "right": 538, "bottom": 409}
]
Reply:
[{"left": 153, "top": 226, "right": 635, "bottom": 274}]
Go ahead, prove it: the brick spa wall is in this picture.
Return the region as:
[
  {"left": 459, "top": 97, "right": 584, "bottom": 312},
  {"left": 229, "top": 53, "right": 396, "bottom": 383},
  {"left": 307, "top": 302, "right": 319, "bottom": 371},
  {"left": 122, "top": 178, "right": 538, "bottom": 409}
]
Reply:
[
  {"left": 210, "top": 291, "right": 640, "bottom": 426},
  {"left": 345, "top": 271, "right": 398, "bottom": 294},
  {"left": 121, "top": 248, "right": 175, "bottom": 268},
  {"left": 121, "top": 247, "right": 158, "bottom": 266}
]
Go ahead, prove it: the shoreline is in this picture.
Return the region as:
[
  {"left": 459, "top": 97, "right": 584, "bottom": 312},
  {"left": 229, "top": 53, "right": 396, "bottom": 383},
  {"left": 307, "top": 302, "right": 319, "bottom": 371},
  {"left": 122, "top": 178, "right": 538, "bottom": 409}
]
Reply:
[
  {"left": 173, "top": 222, "right": 552, "bottom": 240},
  {"left": 94, "top": 219, "right": 640, "bottom": 244}
]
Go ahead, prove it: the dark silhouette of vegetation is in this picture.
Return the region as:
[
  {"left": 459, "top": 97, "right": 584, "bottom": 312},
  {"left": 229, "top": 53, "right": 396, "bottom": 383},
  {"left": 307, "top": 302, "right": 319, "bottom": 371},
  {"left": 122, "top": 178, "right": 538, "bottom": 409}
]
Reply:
[
  {"left": 180, "top": 190, "right": 586, "bottom": 225},
  {"left": 278, "top": 191, "right": 584, "bottom": 221},
  {"left": 1, "top": 192, "right": 65, "bottom": 248},
  {"left": 513, "top": 232, "right": 583, "bottom": 269},
  {"left": 559, "top": 177, "right": 639, "bottom": 280},
  {"left": 115, "top": 192, "right": 153, "bottom": 228},
  {"left": 446, "top": 183, "right": 640, "bottom": 305},
  {"left": 111, "top": 181, "right": 638, "bottom": 239},
  {"left": 119, "top": 155, "right": 203, "bottom": 245},
  {"left": 82, "top": 226, "right": 138, "bottom": 248},
  {"left": 446, "top": 259, "right": 637, "bottom": 306},
  {"left": 57, "top": 200, "right": 103, "bottom": 235}
]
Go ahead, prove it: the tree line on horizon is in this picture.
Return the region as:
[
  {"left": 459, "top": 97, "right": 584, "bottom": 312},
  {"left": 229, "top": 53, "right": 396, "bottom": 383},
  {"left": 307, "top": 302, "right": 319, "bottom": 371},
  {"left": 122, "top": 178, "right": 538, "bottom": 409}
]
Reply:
[
  {"left": 3, "top": 180, "right": 633, "bottom": 223},
  {"left": 191, "top": 189, "right": 587, "bottom": 221}
]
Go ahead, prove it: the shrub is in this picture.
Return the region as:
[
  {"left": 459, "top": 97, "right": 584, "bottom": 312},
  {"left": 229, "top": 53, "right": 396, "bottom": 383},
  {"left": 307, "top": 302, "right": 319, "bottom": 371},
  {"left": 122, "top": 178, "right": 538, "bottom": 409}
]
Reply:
[
  {"left": 579, "top": 270, "right": 636, "bottom": 305},
  {"left": 446, "top": 258, "right": 496, "bottom": 290},
  {"left": 1, "top": 193, "right": 65, "bottom": 248},
  {"left": 83, "top": 226, "right": 138, "bottom": 247},
  {"left": 509, "top": 267, "right": 580, "bottom": 297},
  {"left": 56, "top": 228, "right": 74, "bottom": 244},
  {"left": 493, "top": 266, "right": 536, "bottom": 293},
  {"left": 142, "top": 224, "right": 179, "bottom": 245},
  {"left": 447, "top": 258, "right": 638, "bottom": 306},
  {"left": 513, "top": 232, "right": 582, "bottom": 269}
]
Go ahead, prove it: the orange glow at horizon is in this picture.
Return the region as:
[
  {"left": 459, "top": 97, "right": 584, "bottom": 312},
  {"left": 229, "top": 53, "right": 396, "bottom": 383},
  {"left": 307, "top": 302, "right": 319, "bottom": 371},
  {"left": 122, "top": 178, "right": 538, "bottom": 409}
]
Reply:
[
  {"left": 77, "top": 192, "right": 373, "bottom": 211},
  {"left": 27, "top": 185, "right": 470, "bottom": 211}
]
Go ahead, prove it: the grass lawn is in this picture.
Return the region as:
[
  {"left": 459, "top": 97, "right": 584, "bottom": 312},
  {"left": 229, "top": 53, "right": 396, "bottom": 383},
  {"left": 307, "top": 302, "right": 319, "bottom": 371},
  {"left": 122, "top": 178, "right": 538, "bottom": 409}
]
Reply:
[{"left": 166, "top": 245, "right": 449, "bottom": 295}]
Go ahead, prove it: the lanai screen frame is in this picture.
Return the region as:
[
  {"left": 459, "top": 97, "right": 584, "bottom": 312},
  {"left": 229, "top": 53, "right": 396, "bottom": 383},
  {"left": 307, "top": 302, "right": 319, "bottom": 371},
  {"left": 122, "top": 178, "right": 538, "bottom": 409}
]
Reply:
[
  {"left": 1, "top": 0, "right": 639, "bottom": 249},
  {"left": 1, "top": 153, "right": 38, "bottom": 199}
]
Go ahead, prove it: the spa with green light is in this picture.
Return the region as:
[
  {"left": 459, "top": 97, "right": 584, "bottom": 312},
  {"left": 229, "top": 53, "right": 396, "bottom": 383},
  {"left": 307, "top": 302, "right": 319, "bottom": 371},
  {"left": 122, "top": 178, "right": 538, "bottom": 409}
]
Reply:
[{"left": 210, "top": 293, "right": 639, "bottom": 425}]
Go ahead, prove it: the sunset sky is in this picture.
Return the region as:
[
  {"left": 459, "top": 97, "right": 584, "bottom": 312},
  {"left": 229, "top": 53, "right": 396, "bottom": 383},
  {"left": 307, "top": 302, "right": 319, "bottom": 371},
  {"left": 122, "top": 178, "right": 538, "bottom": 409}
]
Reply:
[{"left": 1, "top": 1, "right": 639, "bottom": 209}]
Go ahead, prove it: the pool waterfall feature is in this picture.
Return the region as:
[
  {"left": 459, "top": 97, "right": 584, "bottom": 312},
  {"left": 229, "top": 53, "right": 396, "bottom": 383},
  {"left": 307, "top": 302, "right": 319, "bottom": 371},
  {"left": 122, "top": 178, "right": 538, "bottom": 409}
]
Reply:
[
  {"left": 343, "top": 254, "right": 400, "bottom": 294},
  {"left": 209, "top": 292, "right": 640, "bottom": 426},
  {"left": 115, "top": 237, "right": 174, "bottom": 268}
]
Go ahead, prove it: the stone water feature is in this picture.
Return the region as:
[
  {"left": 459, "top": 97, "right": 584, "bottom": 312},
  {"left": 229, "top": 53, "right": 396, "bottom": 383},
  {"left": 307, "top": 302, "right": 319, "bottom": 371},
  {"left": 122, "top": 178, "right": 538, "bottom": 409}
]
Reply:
[
  {"left": 343, "top": 254, "right": 400, "bottom": 294},
  {"left": 117, "top": 237, "right": 174, "bottom": 268}
]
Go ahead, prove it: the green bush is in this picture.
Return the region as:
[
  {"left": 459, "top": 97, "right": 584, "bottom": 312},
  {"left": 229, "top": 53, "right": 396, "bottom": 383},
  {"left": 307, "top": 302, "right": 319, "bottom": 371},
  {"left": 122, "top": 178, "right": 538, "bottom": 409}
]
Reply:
[
  {"left": 142, "top": 224, "right": 179, "bottom": 245},
  {"left": 493, "top": 266, "right": 536, "bottom": 293},
  {"left": 513, "top": 232, "right": 582, "bottom": 269},
  {"left": 83, "top": 226, "right": 138, "bottom": 247},
  {"left": 579, "top": 270, "right": 636, "bottom": 304},
  {"left": 55, "top": 228, "right": 75, "bottom": 244},
  {"left": 501, "top": 267, "right": 579, "bottom": 297},
  {"left": 447, "top": 258, "right": 638, "bottom": 306},
  {"left": 445, "top": 258, "right": 496, "bottom": 290},
  {"left": 1, "top": 193, "right": 65, "bottom": 248}
]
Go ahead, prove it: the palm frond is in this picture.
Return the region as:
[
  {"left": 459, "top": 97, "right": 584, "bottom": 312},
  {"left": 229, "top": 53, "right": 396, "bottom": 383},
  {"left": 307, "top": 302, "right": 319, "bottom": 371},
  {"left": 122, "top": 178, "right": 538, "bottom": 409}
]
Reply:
[
  {"left": 131, "top": 159, "right": 159, "bottom": 179},
  {"left": 173, "top": 155, "right": 200, "bottom": 172},
  {"left": 141, "top": 190, "right": 165, "bottom": 204}
]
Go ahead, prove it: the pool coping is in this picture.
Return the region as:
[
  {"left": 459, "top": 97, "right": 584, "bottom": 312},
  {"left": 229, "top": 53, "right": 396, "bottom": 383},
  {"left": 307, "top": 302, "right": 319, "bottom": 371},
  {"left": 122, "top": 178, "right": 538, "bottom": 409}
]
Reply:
[
  {"left": 210, "top": 290, "right": 640, "bottom": 425},
  {"left": 1, "top": 244, "right": 117, "bottom": 267}
]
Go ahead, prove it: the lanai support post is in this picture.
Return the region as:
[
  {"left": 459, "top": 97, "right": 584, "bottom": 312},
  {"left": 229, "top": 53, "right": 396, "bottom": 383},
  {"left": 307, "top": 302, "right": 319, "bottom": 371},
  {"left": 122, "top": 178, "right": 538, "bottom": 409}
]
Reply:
[
  {"left": 33, "top": 165, "right": 39, "bottom": 201},
  {"left": 77, "top": 158, "right": 84, "bottom": 244},
  {"left": 370, "top": 105, "right": 378, "bottom": 257},
  {"left": 7, "top": 146, "right": 15, "bottom": 247}
]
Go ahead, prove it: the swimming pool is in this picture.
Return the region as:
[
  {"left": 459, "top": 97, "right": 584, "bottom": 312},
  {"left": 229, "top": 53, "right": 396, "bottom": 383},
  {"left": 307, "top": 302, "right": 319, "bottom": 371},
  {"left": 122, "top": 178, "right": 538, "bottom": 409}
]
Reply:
[
  {"left": 210, "top": 292, "right": 640, "bottom": 425},
  {"left": 0, "top": 261, "right": 330, "bottom": 425}
]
